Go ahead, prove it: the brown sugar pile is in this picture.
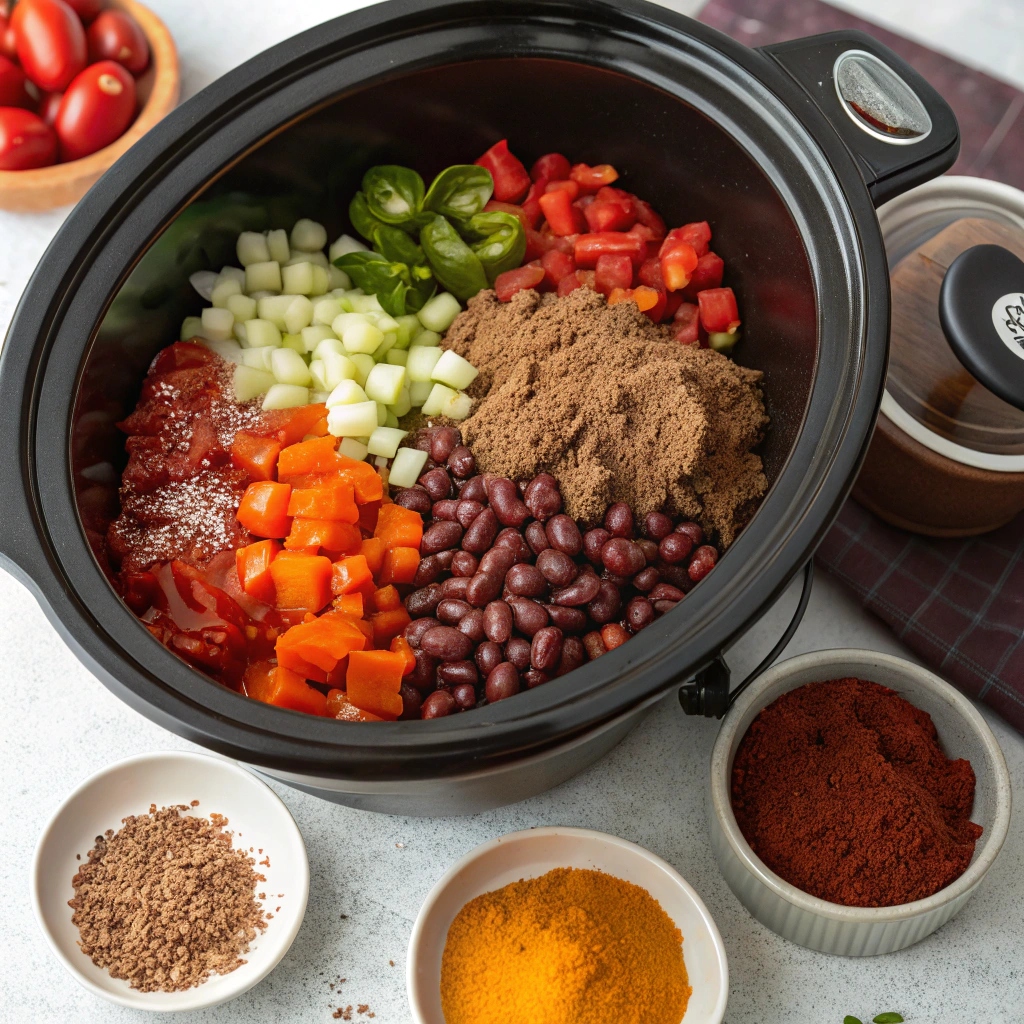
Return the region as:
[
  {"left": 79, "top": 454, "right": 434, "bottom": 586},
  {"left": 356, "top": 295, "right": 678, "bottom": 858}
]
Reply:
[
  {"left": 443, "top": 287, "right": 768, "bottom": 544},
  {"left": 69, "top": 803, "right": 268, "bottom": 992}
]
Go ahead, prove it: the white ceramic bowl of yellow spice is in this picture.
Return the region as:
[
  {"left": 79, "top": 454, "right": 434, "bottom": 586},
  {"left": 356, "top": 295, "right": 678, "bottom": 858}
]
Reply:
[
  {"left": 708, "top": 649, "right": 1011, "bottom": 957},
  {"left": 31, "top": 750, "right": 309, "bottom": 1011},
  {"left": 407, "top": 826, "right": 728, "bottom": 1024}
]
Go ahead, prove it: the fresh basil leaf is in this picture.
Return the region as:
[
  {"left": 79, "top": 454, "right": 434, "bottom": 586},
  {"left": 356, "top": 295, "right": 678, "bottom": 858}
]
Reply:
[
  {"left": 333, "top": 251, "right": 410, "bottom": 317},
  {"left": 873, "top": 1015, "right": 904, "bottom": 1023},
  {"left": 420, "top": 215, "right": 489, "bottom": 301},
  {"left": 423, "top": 164, "right": 494, "bottom": 221},
  {"left": 461, "top": 210, "right": 526, "bottom": 283},
  {"left": 374, "top": 224, "right": 425, "bottom": 266},
  {"left": 361, "top": 165, "right": 425, "bottom": 227},
  {"left": 844, "top": 1017, "right": 864, "bottom": 1024},
  {"left": 348, "top": 192, "right": 383, "bottom": 247},
  {"left": 406, "top": 265, "right": 437, "bottom": 313}
]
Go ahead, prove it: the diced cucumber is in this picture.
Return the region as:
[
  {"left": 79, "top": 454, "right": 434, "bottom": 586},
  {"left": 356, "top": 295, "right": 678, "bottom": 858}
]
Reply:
[
  {"left": 201, "top": 306, "right": 234, "bottom": 342},
  {"left": 388, "top": 446, "right": 429, "bottom": 488},
  {"left": 431, "top": 349, "right": 479, "bottom": 391},
  {"left": 410, "top": 329, "right": 441, "bottom": 348},
  {"left": 368, "top": 426, "right": 407, "bottom": 458},
  {"left": 248, "top": 290, "right": 274, "bottom": 301},
  {"left": 302, "top": 324, "right": 336, "bottom": 353},
  {"left": 256, "top": 295, "right": 294, "bottom": 329},
  {"left": 350, "top": 354, "right": 375, "bottom": 389},
  {"left": 338, "top": 437, "right": 369, "bottom": 461},
  {"left": 349, "top": 293, "right": 384, "bottom": 315},
  {"left": 322, "top": 350, "right": 359, "bottom": 390},
  {"left": 384, "top": 412, "right": 400, "bottom": 429},
  {"left": 421, "top": 383, "right": 458, "bottom": 416},
  {"left": 417, "top": 292, "right": 462, "bottom": 333},
  {"left": 219, "top": 266, "right": 246, "bottom": 287},
  {"left": 326, "top": 380, "right": 368, "bottom": 407},
  {"left": 282, "top": 261, "right": 314, "bottom": 296},
  {"left": 708, "top": 330, "right": 740, "bottom": 353},
  {"left": 262, "top": 383, "right": 310, "bottom": 410},
  {"left": 407, "top": 345, "right": 444, "bottom": 382},
  {"left": 246, "top": 260, "right": 282, "bottom": 294},
  {"left": 233, "top": 364, "right": 276, "bottom": 401},
  {"left": 291, "top": 219, "right": 328, "bottom": 252},
  {"left": 327, "top": 401, "right": 379, "bottom": 438},
  {"left": 316, "top": 300, "right": 346, "bottom": 326},
  {"left": 393, "top": 314, "right": 420, "bottom": 349},
  {"left": 226, "top": 293, "right": 257, "bottom": 323},
  {"left": 282, "top": 332, "right": 306, "bottom": 353},
  {"left": 180, "top": 316, "right": 203, "bottom": 341},
  {"left": 377, "top": 402, "right": 388, "bottom": 427},
  {"left": 365, "top": 363, "right": 406, "bottom": 405},
  {"left": 313, "top": 337, "right": 345, "bottom": 361},
  {"left": 241, "top": 346, "right": 275, "bottom": 371},
  {"left": 211, "top": 276, "right": 242, "bottom": 308},
  {"left": 409, "top": 380, "right": 433, "bottom": 407},
  {"left": 284, "top": 296, "right": 314, "bottom": 334},
  {"left": 237, "top": 232, "right": 270, "bottom": 267},
  {"left": 341, "top": 319, "right": 385, "bottom": 355},
  {"left": 189, "top": 270, "right": 217, "bottom": 300},
  {"left": 374, "top": 313, "right": 401, "bottom": 334},
  {"left": 329, "top": 234, "right": 368, "bottom": 262},
  {"left": 328, "top": 266, "right": 350, "bottom": 291},
  {"left": 309, "top": 359, "right": 329, "bottom": 392},
  {"left": 386, "top": 349, "right": 409, "bottom": 367},
  {"left": 443, "top": 390, "right": 473, "bottom": 420},
  {"left": 309, "top": 390, "right": 331, "bottom": 404},
  {"left": 266, "top": 229, "right": 291, "bottom": 264},
  {"left": 271, "top": 347, "right": 313, "bottom": 387},
  {"left": 290, "top": 249, "right": 329, "bottom": 268},
  {"left": 244, "top": 319, "right": 282, "bottom": 348},
  {"left": 233, "top": 322, "right": 248, "bottom": 345},
  {"left": 199, "top": 338, "right": 243, "bottom": 364},
  {"left": 310, "top": 265, "right": 330, "bottom": 296},
  {"left": 372, "top": 333, "right": 398, "bottom": 361},
  {"left": 390, "top": 385, "right": 412, "bottom": 417}
]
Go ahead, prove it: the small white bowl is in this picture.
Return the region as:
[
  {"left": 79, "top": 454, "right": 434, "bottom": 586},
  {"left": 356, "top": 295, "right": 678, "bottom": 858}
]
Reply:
[
  {"left": 407, "top": 826, "right": 728, "bottom": 1024},
  {"left": 32, "top": 751, "right": 309, "bottom": 1012},
  {"left": 708, "top": 649, "right": 1011, "bottom": 956}
]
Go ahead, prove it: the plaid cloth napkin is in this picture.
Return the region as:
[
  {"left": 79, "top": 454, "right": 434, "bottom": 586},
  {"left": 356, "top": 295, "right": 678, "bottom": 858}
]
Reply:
[{"left": 816, "top": 500, "right": 1024, "bottom": 732}]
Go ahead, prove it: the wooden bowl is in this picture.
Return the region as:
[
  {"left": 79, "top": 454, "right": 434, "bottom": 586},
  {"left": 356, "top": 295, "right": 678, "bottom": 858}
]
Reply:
[{"left": 0, "top": 0, "right": 179, "bottom": 213}]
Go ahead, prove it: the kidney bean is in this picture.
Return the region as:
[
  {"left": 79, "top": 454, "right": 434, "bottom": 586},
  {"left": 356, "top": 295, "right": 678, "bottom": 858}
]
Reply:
[
  {"left": 604, "top": 502, "right": 634, "bottom": 538},
  {"left": 458, "top": 607, "right": 485, "bottom": 643},
  {"left": 601, "top": 571, "right": 631, "bottom": 589},
  {"left": 505, "top": 636, "right": 532, "bottom": 670},
  {"left": 632, "top": 566, "right": 660, "bottom": 592},
  {"left": 508, "top": 597, "right": 548, "bottom": 636},
  {"left": 505, "top": 563, "right": 548, "bottom": 598},
  {"left": 626, "top": 596, "right": 655, "bottom": 631},
  {"left": 525, "top": 521, "right": 551, "bottom": 555},
  {"left": 659, "top": 532, "right": 693, "bottom": 565},
  {"left": 547, "top": 515, "right": 583, "bottom": 556},
  {"left": 524, "top": 669, "right": 550, "bottom": 688},
  {"left": 431, "top": 499, "right": 459, "bottom": 521},
  {"left": 676, "top": 521, "right": 703, "bottom": 544},
  {"left": 466, "top": 570, "right": 503, "bottom": 607},
  {"left": 587, "top": 580, "right": 622, "bottom": 625},
  {"left": 582, "top": 527, "right": 611, "bottom": 564},
  {"left": 482, "top": 600, "right": 514, "bottom": 643},
  {"left": 689, "top": 545, "right": 718, "bottom": 581},
  {"left": 404, "top": 616, "right": 441, "bottom": 648},
  {"left": 654, "top": 599, "right": 680, "bottom": 614},
  {"left": 448, "top": 446, "right": 476, "bottom": 478},
  {"left": 422, "top": 520, "right": 463, "bottom": 555},
  {"left": 440, "top": 576, "right": 470, "bottom": 601},
  {"left": 413, "top": 554, "right": 442, "bottom": 588},
  {"left": 430, "top": 426, "right": 462, "bottom": 464},
  {"left": 412, "top": 428, "right": 435, "bottom": 452},
  {"left": 436, "top": 598, "right": 472, "bottom": 625},
  {"left": 601, "top": 623, "right": 630, "bottom": 650},
  {"left": 531, "top": 626, "right": 563, "bottom": 671},
  {"left": 459, "top": 475, "right": 487, "bottom": 503},
  {"left": 658, "top": 564, "right": 693, "bottom": 592},
  {"left": 450, "top": 550, "right": 479, "bottom": 578},
  {"left": 479, "top": 546, "right": 516, "bottom": 577},
  {"left": 487, "top": 477, "right": 531, "bottom": 527},
  {"left": 438, "top": 659, "right": 479, "bottom": 687},
  {"left": 452, "top": 682, "right": 477, "bottom": 710},
  {"left": 649, "top": 583, "right": 686, "bottom": 603},
  {"left": 408, "top": 648, "right": 440, "bottom": 690},
  {"left": 475, "top": 640, "right": 504, "bottom": 677},
  {"left": 406, "top": 585, "right": 443, "bottom": 619},
  {"left": 462, "top": 507, "right": 499, "bottom": 552},
  {"left": 435, "top": 549, "right": 457, "bottom": 572},
  {"left": 583, "top": 631, "right": 607, "bottom": 660},
  {"left": 394, "top": 486, "right": 432, "bottom": 514},
  {"left": 494, "top": 528, "right": 532, "bottom": 563},
  {"left": 421, "top": 689, "right": 457, "bottom": 718},
  {"left": 643, "top": 511, "right": 674, "bottom": 540},
  {"left": 421, "top": 625, "right": 473, "bottom": 661},
  {"left": 419, "top": 466, "right": 453, "bottom": 501},
  {"left": 551, "top": 570, "right": 601, "bottom": 607},
  {"left": 545, "top": 604, "right": 588, "bottom": 633},
  {"left": 456, "top": 499, "right": 485, "bottom": 529},
  {"left": 399, "top": 683, "right": 423, "bottom": 720},
  {"left": 535, "top": 548, "right": 578, "bottom": 587},
  {"left": 485, "top": 662, "right": 520, "bottom": 702},
  {"left": 637, "top": 538, "right": 659, "bottom": 564},
  {"left": 556, "top": 636, "right": 586, "bottom": 676},
  {"left": 524, "top": 473, "right": 562, "bottom": 520},
  {"left": 601, "top": 538, "right": 645, "bottom": 577}
]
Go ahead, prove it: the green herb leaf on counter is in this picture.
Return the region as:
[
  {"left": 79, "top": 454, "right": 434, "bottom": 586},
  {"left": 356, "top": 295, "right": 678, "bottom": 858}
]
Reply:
[
  {"left": 460, "top": 209, "right": 527, "bottom": 283},
  {"left": 361, "top": 165, "right": 425, "bottom": 228},
  {"left": 333, "top": 251, "right": 411, "bottom": 317},
  {"left": 844, "top": 1017, "right": 864, "bottom": 1024},
  {"left": 421, "top": 214, "right": 489, "bottom": 301},
  {"left": 873, "top": 1015, "right": 904, "bottom": 1023},
  {"left": 423, "top": 164, "right": 494, "bottom": 221}
]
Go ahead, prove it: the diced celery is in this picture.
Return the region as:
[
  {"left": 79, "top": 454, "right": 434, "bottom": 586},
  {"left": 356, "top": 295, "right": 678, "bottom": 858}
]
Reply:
[
  {"left": 443, "top": 390, "right": 473, "bottom": 420},
  {"left": 327, "top": 401, "right": 379, "bottom": 438},
  {"left": 233, "top": 364, "right": 276, "bottom": 401},
  {"left": 237, "top": 232, "right": 270, "bottom": 267},
  {"left": 421, "top": 383, "right": 457, "bottom": 416},
  {"left": 338, "top": 437, "right": 369, "bottom": 461},
  {"left": 266, "top": 228, "right": 291, "bottom": 264},
  {"left": 409, "top": 380, "right": 433, "bottom": 407},
  {"left": 226, "top": 293, "right": 257, "bottom": 324},
  {"left": 211, "top": 276, "right": 242, "bottom": 308},
  {"left": 349, "top": 293, "right": 384, "bottom": 314},
  {"left": 302, "top": 324, "right": 336, "bottom": 352},
  {"left": 310, "top": 265, "right": 330, "bottom": 296},
  {"left": 244, "top": 319, "right": 282, "bottom": 348},
  {"left": 282, "top": 261, "right": 314, "bottom": 296},
  {"left": 388, "top": 446, "right": 429, "bottom": 488},
  {"left": 341, "top": 319, "right": 384, "bottom": 355},
  {"left": 246, "top": 261, "right": 282, "bottom": 294},
  {"left": 328, "top": 266, "right": 350, "bottom": 291},
  {"left": 284, "top": 296, "right": 314, "bottom": 334},
  {"left": 327, "top": 380, "right": 369, "bottom": 407},
  {"left": 272, "top": 347, "right": 313, "bottom": 386},
  {"left": 407, "top": 345, "right": 443, "bottom": 382},
  {"left": 386, "top": 349, "right": 409, "bottom": 367},
  {"left": 313, "top": 337, "right": 346, "bottom": 361},
  {"left": 372, "top": 333, "right": 398, "bottom": 361},
  {"left": 309, "top": 359, "right": 329, "bottom": 392},
  {"left": 262, "top": 384, "right": 310, "bottom": 410},
  {"left": 368, "top": 426, "right": 407, "bottom": 458},
  {"left": 180, "top": 316, "right": 203, "bottom": 341},
  {"left": 411, "top": 329, "right": 441, "bottom": 347},
  {"left": 390, "top": 385, "right": 412, "bottom": 417},
  {"left": 365, "top": 363, "right": 406, "bottom": 405},
  {"left": 708, "top": 330, "right": 740, "bottom": 353},
  {"left": 322, "top": 350, "right": 358, "bottom": 390},
  {"left": 431, "top": 350, "right": 479, "bottom": 391},
  {"left": 219, "top": 266, "right": 246, "bottom": 287},
  {"left": 282, "top": 332, "right": 306, "bottom": 353},
  {"left": 417, "top": 292, "right": 462, "bottom": 333},
  {"left": 201, "top": 306, "right": 234, "bottom": 341},
  {"left": 376, "top": 402, "right": 388, "bottom": 426},
  {"left": 291, "top": 219, "right": 328, "bottom": 252},
  {"left": 329, "top": 234, "right": 368, "bottom": 261},
  {"left": 189, "top": 270, "right": 217, "bottom": 300},
  {"left": 199, "top": 338, "right": 243, "bottom": 364},
  {"left": 241, "top": 346, "right": 275, "bottom": 371},
  {"left": 393, "top": 314, "right": 420, "bottom": 348},
  {"left": 350, "top": 354, "right": 375, "bottom": 389}
]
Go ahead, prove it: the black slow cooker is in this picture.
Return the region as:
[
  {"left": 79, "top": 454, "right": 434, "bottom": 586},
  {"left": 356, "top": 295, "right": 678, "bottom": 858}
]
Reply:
[{"left": 0, "top": 0, "right": 958, "bottom": 813}]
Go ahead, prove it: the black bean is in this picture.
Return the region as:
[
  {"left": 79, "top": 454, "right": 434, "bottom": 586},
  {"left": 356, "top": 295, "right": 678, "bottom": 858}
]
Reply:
[
  {"left": 466, "top": 570, "right": 503, "bottom": 608},
  {"left": 535, "top": 548, "right": 578, "bottom": 587},
  {"left": 462, "top": 507, "right": 499, "bottom": 553},
  {"left": 546, "top": 515, "right": 583, "bottom": 556},
  {"left": 405, "top": 585, "right": 443, "bottom": 619},
  {"left": 505, "top": 636, "right": 532, "bottom": 670},
  {"left": 448, "top": 445, "right": 476, "bottom": 478},
  {"left": 394, "top": 487, "right": 432, "bottom": 514},
  {"left": 421, "top": 690, "right": 457, "bottom": 718},
  {"left": 505, "top": 563, "right": 549, "bottom": 598},
  {"left": 450, "top": 550, "right": 479, "bottom": 577},
  {"left": 604, "top": 502, "right": 634, "bottom": 538},
  {"left": 485, "top": 663, "right": 520, "bottom": 703},
  {"left": 421, "top": 520, "right": 463, "bottom": 555},
  {"left": 524, "top": 473, "right": 562, "bottom": 521},
  {"left": 482, "top": 600, "right": 514, "bottom": 643},
  {"left": 436, "top": 598, "right": 472, "bottom": 625},
  {"left": 531, "top": 626, "right": 563, "bottom": 671},
  {"left": 421, "top": 626, "right": 474, "bottom": 662}
]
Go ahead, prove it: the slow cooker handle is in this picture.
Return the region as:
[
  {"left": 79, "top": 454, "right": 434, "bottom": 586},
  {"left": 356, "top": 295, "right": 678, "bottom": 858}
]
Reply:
[
  {"left": 759, "top": 30, "right": 960, "bottom": 207},
  {"left": 678, "top": 560, "right": 814, "bottom": 718}
]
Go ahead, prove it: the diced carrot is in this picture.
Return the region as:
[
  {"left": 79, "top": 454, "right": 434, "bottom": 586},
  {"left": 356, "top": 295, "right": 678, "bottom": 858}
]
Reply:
[
  {"left": 244, "top": 661, "right": 328, "bottom": 716},
  {"left": 235, "top": 539, "right": 281, "bottom": 604},
  {"left": 389, "top": 635, "right": 416, "bottom": 676},
  {"left": 358, "top": 499, "right": 381, "bottom": 534},
  {"left": 346, "top": 650, "right": 406, "bottom": 720},
  {"left": 333, "top": 593, "right": 364, "bottom": 618},
  {"left": 360, "top": 537, "right": 387, "bottom": 576},
  {"left": 266, "top": 403, "right": 330, "bottom": 447},
  {"left": 276, "top": 609, "right": 368, "bottom": 674},
  {"left": 339, "top": 458, "right": 384, "bottom": 503},
  {"left": 379, "top": 546, "right": 420, "bottom": 586},
  {"left": 372, "top": 585, "right": 402, "bottom": 613},
  {"left": 269, "top": 551, "right": 333, "bottom": 612},
  {"left": 374, "top": 503, "right": 424, "bottom": 551},
  {"left": 287, "top": 479, "right": 358, "bottom": 522},
  {"left": 371, "top": 606, "right": 412, "bottom": 647},
  {"left": 331, "top": 554, "right": 373, "bottom": 596},
  {"left": 277, "top": 435, "right": 342, "bottom": 480},
  {"left": 354, "top": 616, "right": 374, "bottom": 643},
  {"left": 231, "top": 432, "right": 281, "bottom": 482},
  {"left": 284, "top": 518, "right": 362, "bottom": 556},
  {"left": 237, "top": 481, "right": 292, "bottom": 538},
  {"left": 326, "top": 688, "right": 385, "bottom": 722}
]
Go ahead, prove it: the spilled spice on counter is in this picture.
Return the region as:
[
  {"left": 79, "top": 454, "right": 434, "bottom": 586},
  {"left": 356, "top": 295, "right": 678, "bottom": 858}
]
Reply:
[
  {"left": 731, "top": 678, "right": 983, "bottom": 907},
  {"left": 440, "top": 867, "right": 691, "bottom": 1024},
  {"left": 442, "top": 286, "right": 767, "bottom": 544},
  {"left": 69, "top": 803, "right": 268, "bottom": 992}
]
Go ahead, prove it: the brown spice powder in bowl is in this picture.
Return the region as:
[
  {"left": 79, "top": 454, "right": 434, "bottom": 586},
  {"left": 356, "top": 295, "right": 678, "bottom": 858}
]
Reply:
[{"left": 443, "top": 287, "right": 768, "bottom": 545}]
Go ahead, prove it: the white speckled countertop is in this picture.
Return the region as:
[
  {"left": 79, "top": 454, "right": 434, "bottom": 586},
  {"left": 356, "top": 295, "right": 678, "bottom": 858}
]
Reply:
[{"left": 1, "top": 2, "right": 1022, "bottom": 1022}]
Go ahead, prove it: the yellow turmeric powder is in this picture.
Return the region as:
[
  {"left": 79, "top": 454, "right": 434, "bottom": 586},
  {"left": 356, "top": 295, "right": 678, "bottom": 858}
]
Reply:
[{"left": 439, "top": 867, "right": 691, "bottom": 1024}]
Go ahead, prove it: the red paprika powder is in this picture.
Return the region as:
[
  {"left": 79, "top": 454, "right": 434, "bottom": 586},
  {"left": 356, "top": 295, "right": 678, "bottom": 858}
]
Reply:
[{"left": 730, "top": 677, "right": 982, "bottom": 907}]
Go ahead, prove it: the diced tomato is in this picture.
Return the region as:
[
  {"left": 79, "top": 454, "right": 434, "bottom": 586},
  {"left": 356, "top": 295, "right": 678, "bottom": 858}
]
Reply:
[
  {"left": 270, "top": 551, "right": 333, "bottom": 612},
  {"left": 286, "top": 479, "right": 358, "bottom": 522},
  {"left": 664, "top": 290, "right": 683, "bottom": 320},
  {"left": 326, "top": 688, "right": 384, "bottom": 722},
  {"left": 495, "top": 264, "right": 545, "bottom": 302},
  {"left": 285, "top": 518, "right": 361, "bottom": 556},
  {"left": 374, "top": 503, "right": 424, "bottom": 551},
  {"left": 235, "top": 539, "right": 280, "bottom": 605},
  {"left": 524, "top": 226, "right": 546, "bottom": 262},
  {"left": 531, "top": 152, "right": 571, "bottom": 183},
  {"left": 475, "top": 138, "right": 531, "bottom": 203},
  {"left": 682, "top": 251, "right": 725, "bottom": 300},
  {"left": 632, "top": 197, "right": 667, "bottom": 239},
  {"left": 573, "top": 194, "right": 596, "bottom": 212},
  {"left": 698, "top": 286, "right": 741, "bottom": 334},
  {"left": 389, "top": 635, "right": 417, "bottom": 676},
  {"left": 245, "top": 662, "right": 328, "bottom": 716},
  {"left": 638, "top": 257, "right": 663, "bottom": 290},
  {"left": 237, "top": 481, "right": 292, "bottom": 538},
  {"left": 584, "top": 199, "right": 636, "bottom": 233},
  {"left": 570, "top": 162, "right": 619, "bottom": 193},
  {"left": 379, "top": 546, "right": 421, "bottom": 586},
  {"left": 577, "top": 269, "right": 597, "bottom": 290},
  {"left": 538, "top": 225, "right": 577, "bottom": 255},
  {"left": 231, "top": 431, "right": 281, "bottom": 482},
  {"left": 540, "top": 249, "right": 577, "bottom": 289},
  {"left": 521, "top": 181, "right": 546, "bottom": 228},
  {"left": 661, "top": 243, "right": 699, "bottom": 291},
  {"left": 346, "top": 649, "right": 406, "bottom": 720},
  {"left": 607, "top": 288, "right": 633, "bottom": 306},
  {"left": 557, "top": 272, "right": 584, "bottom": 297},
  {"left": 642, "top": 288, "right": 667, "bottom": 322},
  {"left": 661, "top": 222, "right": 711, "bottom": 259},
  {"left": 545, "top": 178, "right": 580, "bottom": 200},
  {"left": 674, "top": 301, "right": 701, "bottom": 345},
  {"left": 594, "top": 254, "right": 634, "bottom": 297},
  {"left": 574, "top": 232, "right": 646, "bottom": 269},
  {"left": 538, "top": 189, "right": 587, "bottom": 236},
  {"left": 482, "top": 199, "right": 532, "bottom": 231},
  {"left": 331, "top": 554, "right": 373, "bottom": 596}
]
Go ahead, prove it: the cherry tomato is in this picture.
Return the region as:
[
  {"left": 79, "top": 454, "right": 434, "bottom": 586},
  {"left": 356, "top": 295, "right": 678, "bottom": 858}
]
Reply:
[
  {"left": 0, "top": 54, "right": 33, "bottom": 108},
  {"left": 0, "top": 106, "right": 57, "bottom": 169},
  {"left": 87, "top": 9, "right": 148, "bottom": 75},
  {"left": 55, "top": 59, "right": 134, "bottom": 161},
  {"left": 63, "top": 0, "right": 103, "bottom": 23},
  {"left": 39, "top": 89, "right": 62, "bottom": 125},
  {"left": 11, "top": 0, "right": 86, "bottom": 93}
]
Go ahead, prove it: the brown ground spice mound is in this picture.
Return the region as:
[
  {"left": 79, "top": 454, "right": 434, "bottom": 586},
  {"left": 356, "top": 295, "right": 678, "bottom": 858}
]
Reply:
[
  {"left": 69, "top": 803, "right": 268, "bottom": 992},
  {"left": 443, "top": 287, "right": 768, "bottom": 544},
  {"left": 731, "top": 678, "right": 983, "bottom": 907}
]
